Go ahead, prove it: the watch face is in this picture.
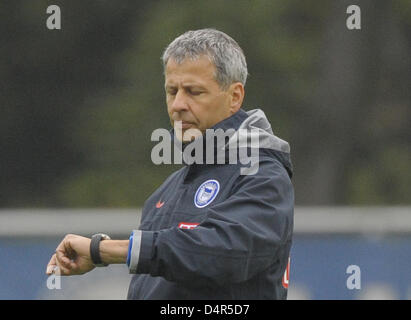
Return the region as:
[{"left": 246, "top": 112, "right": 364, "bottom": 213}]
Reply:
[
  {"left": 100, "top": 233, "right": 111, "bottom": 240},
  {"left": 94, "top": 233, "right": 111, "bottom": 240}
]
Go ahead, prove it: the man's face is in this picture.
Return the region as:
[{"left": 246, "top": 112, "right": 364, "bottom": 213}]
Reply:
[{"left": 165, "top": 55, "right": 233, "bottom": 142}]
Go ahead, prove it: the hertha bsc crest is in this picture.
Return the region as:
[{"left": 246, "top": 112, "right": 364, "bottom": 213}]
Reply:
[{"left": 194, "top": 179, "right": 220, "bottom": 208}]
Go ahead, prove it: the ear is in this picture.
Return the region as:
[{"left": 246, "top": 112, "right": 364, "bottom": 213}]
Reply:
[{"left": 228, "top": 82, "right": 245, "bottom": 114}]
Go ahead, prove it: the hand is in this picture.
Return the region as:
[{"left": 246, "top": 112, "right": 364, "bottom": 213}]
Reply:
[{"left": 46, "top": 234, "right": 95, "bottom": 276}]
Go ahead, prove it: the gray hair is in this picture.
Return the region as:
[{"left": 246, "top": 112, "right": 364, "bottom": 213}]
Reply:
[{"left": 162, "top": 28, "right": 248, "bottom": 90}]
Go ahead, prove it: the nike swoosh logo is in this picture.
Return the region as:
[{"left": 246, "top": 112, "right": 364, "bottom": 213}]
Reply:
[{"left": 156, "top": 200, "right": 165, "bottom": 208}]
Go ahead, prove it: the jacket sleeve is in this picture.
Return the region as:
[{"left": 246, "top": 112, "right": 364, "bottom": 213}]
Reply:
[{"left": 128, "top": 157, "right": 294, "bottom": 287}]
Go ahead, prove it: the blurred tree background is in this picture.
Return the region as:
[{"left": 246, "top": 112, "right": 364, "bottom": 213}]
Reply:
[{"left": 1, "top": 0, "right": 410, "bottom": 208}]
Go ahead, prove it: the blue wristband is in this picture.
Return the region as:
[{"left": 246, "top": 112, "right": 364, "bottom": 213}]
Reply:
[{"left": 126, "top": 231, "right": 134, "bottom": 267}]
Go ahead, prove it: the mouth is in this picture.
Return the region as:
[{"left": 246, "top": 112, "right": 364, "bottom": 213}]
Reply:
[
  {"left": 181, "top": 121, "right": 194, "bottom": 129},
  {"left": 174, "top": 120, "right": 195, "bottom": 130}
]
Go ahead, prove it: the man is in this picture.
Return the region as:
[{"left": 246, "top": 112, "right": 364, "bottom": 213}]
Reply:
[{"left": 46, "top": 28, "right": 294, "bottom": 300}]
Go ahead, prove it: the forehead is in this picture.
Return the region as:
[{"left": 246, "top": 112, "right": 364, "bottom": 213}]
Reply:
[{"left": 165, "top": 55, "right": 217, "bottom": 86}]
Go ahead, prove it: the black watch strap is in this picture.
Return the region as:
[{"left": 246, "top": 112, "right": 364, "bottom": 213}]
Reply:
[{"left": 90, "top": 233, "right": 110, "bottom": 267}]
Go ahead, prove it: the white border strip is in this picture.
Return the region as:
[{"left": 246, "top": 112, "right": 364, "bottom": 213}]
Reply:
[
  {"left": 294, "top": 206, "right": 411, "bottom": 234},
  {"left": 0, "top": 207, "right": 410, "bottom": 237}
]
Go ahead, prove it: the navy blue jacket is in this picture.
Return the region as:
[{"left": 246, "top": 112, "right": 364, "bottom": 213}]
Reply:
[{"left": 127, "top": 108, "right": 294, "bottom": 299}]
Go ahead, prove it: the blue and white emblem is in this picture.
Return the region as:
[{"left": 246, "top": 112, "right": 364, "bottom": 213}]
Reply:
[{"left": 194, "top": 179, "right": 220, "bottom": 208}]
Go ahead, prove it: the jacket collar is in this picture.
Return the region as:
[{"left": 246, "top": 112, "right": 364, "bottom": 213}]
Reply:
[{"left": 209, "top": 108, "right": 248, "bottom": 132}]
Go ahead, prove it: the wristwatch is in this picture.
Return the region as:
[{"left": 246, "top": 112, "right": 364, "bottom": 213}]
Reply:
[{"left": 90, "top": 233, "right": 111, "bottom": 267}]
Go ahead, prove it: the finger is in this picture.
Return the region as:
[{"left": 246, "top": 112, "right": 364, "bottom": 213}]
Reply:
[
  {"left": 49, "top": 235, "right": 82, "bottom": 276},
  {"left": 55, "top": 236, "right": 75, "bottom": 268},
  {"left": 46, "top": 254, "right": 57, "bottom": 275},
  {"left": 63, "top": 237, "right": 76, "bottom": 257},
  {"left": 55, "top": 250, "right": 73, "bottom": 269},
  {"left": 54, "top": 251, "right": 72, "bottom": 276},
  {"left": 54, "top": 258, "right": 72, "bottom": 276},
  {"left": 68, "top": 262, "right": 80, "bottom": 275}
]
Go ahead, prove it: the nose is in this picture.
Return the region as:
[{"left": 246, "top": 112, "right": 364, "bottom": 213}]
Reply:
[{"left": 170, "top": 90, "right": 189, "bottom": 113}]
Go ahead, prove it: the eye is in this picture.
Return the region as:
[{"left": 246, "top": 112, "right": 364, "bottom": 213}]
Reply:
[
  {"left": 188, "top": 89, "right": 203, "bottom": 96},
  {"left": 166, "top": 88, "right": 177, "bottom": 96}
]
